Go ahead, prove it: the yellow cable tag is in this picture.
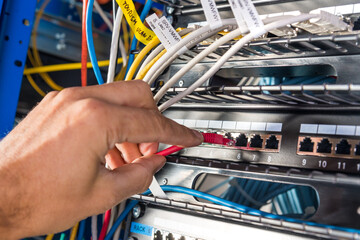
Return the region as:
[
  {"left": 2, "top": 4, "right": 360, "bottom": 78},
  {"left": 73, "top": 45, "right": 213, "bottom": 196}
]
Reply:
[{"left": 116, "top": 0, "right": 155, "bottom": 45}]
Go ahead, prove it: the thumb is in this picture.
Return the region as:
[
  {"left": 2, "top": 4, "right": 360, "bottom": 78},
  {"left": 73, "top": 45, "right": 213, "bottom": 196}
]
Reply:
[{"left": 95, "top": 154, "right": 166, "bottom": 209}]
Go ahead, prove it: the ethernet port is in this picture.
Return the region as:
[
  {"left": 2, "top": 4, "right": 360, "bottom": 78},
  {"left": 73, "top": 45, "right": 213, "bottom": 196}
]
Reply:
[
  {"left": 250, "top": 135, "right": 263, "bottom": 148},
  {"left": 225, "top": 132, "right": 234, "bottom": 140},
  {"left": 235, "top": 134, "right": 248, "bottom": 147},
  {"left": 265, "top": 135, "right": 279, "bottom": 149},
  {"left": 166, "top": 233, "right": 175, "bottom": 240},
  {"left": 336, "top": 139, "right": 351, "bottom": 155},
  {"left": 356, "top": 144, "right": 360, "bottom": 156},
  {"left": 299, "top": 137, "right": 314, "bottom": 152},
  {"left": 317, "top": 138, "right": 332, "bottom": 153},
  {"left": 154, "top": 230, "right": 163, "bottom": 240}
]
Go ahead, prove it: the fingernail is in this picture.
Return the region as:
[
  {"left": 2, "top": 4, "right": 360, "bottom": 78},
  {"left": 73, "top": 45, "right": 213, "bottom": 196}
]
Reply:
[{"left": 192, "top": 130, "right": 204, "bottom": 142}]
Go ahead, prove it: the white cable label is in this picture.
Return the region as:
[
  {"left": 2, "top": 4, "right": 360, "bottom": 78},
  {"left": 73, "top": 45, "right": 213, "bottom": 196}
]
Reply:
[
  {"left": 146, "top": 14, "right": 188, "bottom": 54},
  {"left": 149, "top": 176, "right": 168, "bottom": 199},
  {"left": 229, "top": 0, "right": 264, "bottom": 34},
  {"left": 200, "top": 0, "right": 223, "bottom": 30},
  {"left": 240, "top": 0, "right": 264, "bottom": 30},
  {"left": 228, "top": 0, "right": 249, "bottom": 33},
  {"left": 157, "top": 16, "right": 183, "bottom": 47},
  {"left": 146, "top": 14, "right": 172, "bottom": 50}
]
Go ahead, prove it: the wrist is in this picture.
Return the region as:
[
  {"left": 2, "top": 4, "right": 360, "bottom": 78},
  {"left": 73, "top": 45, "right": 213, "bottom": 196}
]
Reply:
[{"left": 0, "top": 144, "right": 29, "bottom": 239}]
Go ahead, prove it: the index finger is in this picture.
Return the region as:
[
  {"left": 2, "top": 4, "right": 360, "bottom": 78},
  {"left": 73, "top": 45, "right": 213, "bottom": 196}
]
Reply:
[
  {"left": 88, "top": 102, "right": 203, "bottom": 149},
  {"left": 52, "top": 80, "right": 157, "bottom": 110}
]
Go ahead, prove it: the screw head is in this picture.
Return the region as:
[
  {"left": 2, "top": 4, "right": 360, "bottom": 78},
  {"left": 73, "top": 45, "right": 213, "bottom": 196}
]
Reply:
[
  {"left": 162, "top": 178, "right": 168, "bottom": 185},
  {"left": 132, "top": 205, "right": 141, "bottom": 218},
  {"left": 166, "top": 6, "right": 175, "bottom": 14}
]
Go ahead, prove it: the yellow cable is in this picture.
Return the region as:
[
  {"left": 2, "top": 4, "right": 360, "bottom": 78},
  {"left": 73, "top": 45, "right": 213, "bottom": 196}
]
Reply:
[
  {"left": 26, "top": 56, "right": 47, "bottom": 97},
  {"left": 24, "top": 58, "right": 123, "bottom": 75},
  {"left": 26, "top": 73, "right": 46, "bottom": 97},
  {"left": 125, "top": 37, "right": 160, "bottom": 81},
  {"left": 69, "top": 222, "right": 79, "bottom": 240},
  {"left": 135, "top": 49, "right": 166, "bottom": 80},
  {"left": 45, "top": 234, "right": 54, "bottom": 240},
  {"left": 122, "top": 19, "right": 129, "bottom": 53},
  {"left": 114, "top": 66, "right": 127, "bottom": 81},
  {"left": 32, "top": 0, "right": 63, "bottom": 91}
]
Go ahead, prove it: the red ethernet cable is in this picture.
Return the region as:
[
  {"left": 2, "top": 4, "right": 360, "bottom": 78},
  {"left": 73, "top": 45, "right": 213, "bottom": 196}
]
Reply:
[
  {"left": 156, "top": 133, "right": 235, "bottom": 156},
  {"left": 98, "top": 209, "right": 112, "bottom": 240}
]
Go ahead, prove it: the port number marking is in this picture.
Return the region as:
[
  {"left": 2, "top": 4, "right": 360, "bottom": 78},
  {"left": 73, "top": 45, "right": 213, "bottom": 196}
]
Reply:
[
  {"left": 302, "top": 159, "right": 307, "bottom": 166},
  {"left": 237, "top": 153, "right": 241, "bottom": 160},
  {"left": 357, "top": 164, "right": 360, "bottom": 172},
  {"left": 337, "top": 162, "right": 346, "bottom": 170},
  {"left": 267, "top": 156, "right": 271, "bottom": 163},
  {"left": 318, "top": 160, "right": 327, "bottom": 168},
  {"left": 252, "top": 154, "right": 256, "bottom": 161}
]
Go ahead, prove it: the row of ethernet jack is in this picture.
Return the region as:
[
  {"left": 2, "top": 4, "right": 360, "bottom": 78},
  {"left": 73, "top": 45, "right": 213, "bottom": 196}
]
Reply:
[
  {"left": 297, "top": 136, "right": 360, "bottom": 159},
  {"left": 200, "top": 130, "right": 282, "bottom": 152}
]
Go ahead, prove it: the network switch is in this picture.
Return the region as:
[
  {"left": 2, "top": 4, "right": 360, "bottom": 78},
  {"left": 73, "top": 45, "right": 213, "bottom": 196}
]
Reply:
[{"left": 163, "top": 109, "right": 360, "bottom": 174}]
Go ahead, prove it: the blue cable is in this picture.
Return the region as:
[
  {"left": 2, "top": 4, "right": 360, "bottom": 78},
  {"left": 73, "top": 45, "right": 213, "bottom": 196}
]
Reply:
[
  {"left": 105, "top": 200, "right": 139, "bottom": 240},
  {"left": 77, "top": 219, "right": 86, "bottom": 240},
  {"left": 86, "top": 0, "right": 105, "bottom": 85},
  {"left": 106, "top": 185, "right": 360, "bottom": 239},
  {"left": 125, "top": 0, "right": 153, "bottom": 76},
  {"left": 204, "top": 177, "right": 233, "bottom": 193}
]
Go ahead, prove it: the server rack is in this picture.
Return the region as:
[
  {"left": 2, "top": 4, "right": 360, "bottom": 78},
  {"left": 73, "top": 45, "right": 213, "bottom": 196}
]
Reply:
[{"left": 127, "top": 0, "right": 360, "bottom": 239}]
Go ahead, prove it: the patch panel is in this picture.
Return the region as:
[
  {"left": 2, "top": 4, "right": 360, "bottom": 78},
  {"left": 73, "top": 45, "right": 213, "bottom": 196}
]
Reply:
[
  {"left": 199, "top": 131, "right": 282, "bottom": 153},
  {"left": 297, "top": 136, "right": 360, "bottom": 159},
  {"left": 152, "top": 229, "right": 198, "bottom": 240}
]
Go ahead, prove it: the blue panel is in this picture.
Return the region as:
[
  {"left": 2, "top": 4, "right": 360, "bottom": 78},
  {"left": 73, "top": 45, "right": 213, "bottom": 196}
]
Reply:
[
  {"left": 0, "top": 0, "right": 36, "bottom": 138},
  {"left": 0, "top": 0, "right": 4, "bottom": 15},
  {"left": 130, "top": 222, "right": 153, "bottom": 236}
]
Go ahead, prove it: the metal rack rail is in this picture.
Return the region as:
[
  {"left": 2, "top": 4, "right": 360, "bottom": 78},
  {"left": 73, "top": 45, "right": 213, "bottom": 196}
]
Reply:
[
  {"left": 175, "top": 32, "right": 360, "bottom": 63},
  {"left": 158, "top": 84, "right": 360, "bottom": 106},
  {"left": 132, "top": 194, "right": 360, "bottom": 240}
]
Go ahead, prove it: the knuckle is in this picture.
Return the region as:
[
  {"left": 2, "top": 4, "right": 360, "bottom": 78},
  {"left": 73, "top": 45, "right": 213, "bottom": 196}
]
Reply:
[
  {"left": 133, "top": 80, "right": 151, "bottom": 91},
  {"left": 72, "top": 99, "right": 107, "bottom": 124},
  {"left": 43, "top": 91, "right": 59, "bottom": 101},
  {"left": 56, "top": 87, "right": 81, "bottom": 103},
  {"left": 133, "top": 81, "right": 153, "bottom": 98}
]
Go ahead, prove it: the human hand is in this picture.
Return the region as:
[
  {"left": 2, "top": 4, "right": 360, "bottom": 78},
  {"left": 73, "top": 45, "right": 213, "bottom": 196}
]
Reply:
[{"left": 0, "top": 81, "right": 203, "bottom": 239}]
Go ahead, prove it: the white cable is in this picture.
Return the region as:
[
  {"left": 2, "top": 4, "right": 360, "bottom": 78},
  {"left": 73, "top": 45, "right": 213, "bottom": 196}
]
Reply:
[
  {"left": 154, "top": 28, "right": 241, "bottom": 102},
  {"left": 158, "top": 14, "right": 318, "bottom": 112},
  {"left": 137, "top": 28, "right": 194, "bottom": 77},
  {"left": 107, "top": 8, "right": 123, "bottom": 83},
  {"left": 147, "top": 27, "right": 228, "bottom": 86},
  {"left": 112, "top": 0, "right": 116, "bottom": 25},
  {"left": 153, "top": 15, "right": 293, "bottom": 102},
  {"left": 91, "top": 215, "right": 98, "bottom": 240},
  {"left": 146, "top": 21, "right": 238, "bottom": 85},
  {"left": 142, "top": 18, "right": 237, "bottom": 84},
  {"left": 107, "top": 205, "right": 117, "bottom": 234},
  {"left": 112, "top": 202, "right": 126, "bottom": 240},
  {"left": 137, "top": 44, "right": 164, "bottom": 74},
  {"left": 94, "top": 0, "right": 113, "bottom": 31}
]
